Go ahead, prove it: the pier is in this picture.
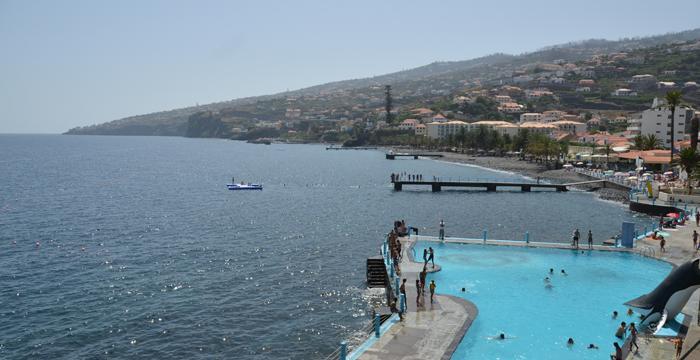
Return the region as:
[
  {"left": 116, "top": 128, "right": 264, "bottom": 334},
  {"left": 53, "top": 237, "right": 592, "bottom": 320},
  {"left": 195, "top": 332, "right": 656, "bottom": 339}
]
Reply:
[
  {"left": 385, "top": 153, "right": 444, "bottom": 160},
  {"left": 391, "top": 179, "right": 569, "bottom": 192},
  {"left": 326, "top": 146, "right": 379, "bottom": 150}
]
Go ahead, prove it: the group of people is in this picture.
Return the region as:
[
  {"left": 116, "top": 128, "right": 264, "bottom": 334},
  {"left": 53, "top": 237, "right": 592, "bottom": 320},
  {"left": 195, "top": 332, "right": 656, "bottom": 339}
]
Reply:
[
  {"left": 387, "top": 229, "right": 403, "bottom": 276},
  {"left": 390, "top": 173, "right": 423, "bottom": 182},
  {"left": 571, "top": 228, "right": 594, "bottom": 249},
  {"left": 393, "top": 220, "right": 408, "bottom": 237},
  {"left": 543, "top": 268, "right": 567, "bottom": 289},
  {"left": 423, "top": 247, "right": 435, "bottom": 268},
  {"left": 609, "top": 308, "right": 656, "bottom": 359},
  {"left": 414, "top": 266, "right": 437, "bottom": 307}
]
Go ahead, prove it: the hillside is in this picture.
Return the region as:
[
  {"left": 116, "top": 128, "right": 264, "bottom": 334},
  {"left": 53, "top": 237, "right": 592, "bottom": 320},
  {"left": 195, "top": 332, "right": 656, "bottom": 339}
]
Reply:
[{"left": 65, "top": 28, "right": 700, "bottom": 136}]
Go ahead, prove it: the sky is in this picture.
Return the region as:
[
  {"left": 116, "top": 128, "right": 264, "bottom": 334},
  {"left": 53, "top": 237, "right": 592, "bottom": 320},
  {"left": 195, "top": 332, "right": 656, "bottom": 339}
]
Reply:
[{"left": 1, "top": 0, "right": 700, "bottom": 133}]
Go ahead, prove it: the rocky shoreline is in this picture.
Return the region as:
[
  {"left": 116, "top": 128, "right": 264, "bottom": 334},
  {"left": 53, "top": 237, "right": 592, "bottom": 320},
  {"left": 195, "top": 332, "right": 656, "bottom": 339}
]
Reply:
[{"left": 432, "top": 152, "right": 630, "bottom": 204}]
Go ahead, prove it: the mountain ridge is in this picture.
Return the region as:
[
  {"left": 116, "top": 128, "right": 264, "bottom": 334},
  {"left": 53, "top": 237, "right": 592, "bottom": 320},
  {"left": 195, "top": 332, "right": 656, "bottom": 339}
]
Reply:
[{"left": 65, "top": 28, "right": 700, "bottom": 136}]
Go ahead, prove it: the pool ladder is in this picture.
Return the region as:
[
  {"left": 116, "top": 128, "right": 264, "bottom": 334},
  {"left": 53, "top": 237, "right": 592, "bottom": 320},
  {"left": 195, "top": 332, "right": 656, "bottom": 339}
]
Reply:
[{"left": 639, "top": 246, "right": 656, "bottom": 258}]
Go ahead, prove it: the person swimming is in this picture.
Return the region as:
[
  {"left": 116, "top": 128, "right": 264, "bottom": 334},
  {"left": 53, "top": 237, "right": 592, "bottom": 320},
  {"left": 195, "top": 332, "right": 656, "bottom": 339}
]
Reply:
[
  {"left": 612, "top": 311, "right": 618, "bottom": 319},
  {"left": 567, "top": 338, "right": 574, "bottom": 346},
  {"left": 627, "top": 308, "right": 634, "bottom": 316},
  {"left": 561, "top": 269, "right": 567, "bottom": 275},
  {"left": 487, "top": 333, "right": 512, "bottom": 340},
  {"left": 587, "top": 343, "right": 598, "bottom": 349},
  {"left": 549, "top": 268, "right": 554, "bottom": 274},
  {"left": 544, "top": 277, "right": 551, "bottom": 283}
]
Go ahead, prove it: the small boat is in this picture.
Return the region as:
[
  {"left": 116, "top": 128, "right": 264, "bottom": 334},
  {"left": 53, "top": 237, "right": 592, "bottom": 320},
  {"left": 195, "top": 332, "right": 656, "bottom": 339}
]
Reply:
[{"left": 227, "top": 183, "right": 263, "bottom": 190}]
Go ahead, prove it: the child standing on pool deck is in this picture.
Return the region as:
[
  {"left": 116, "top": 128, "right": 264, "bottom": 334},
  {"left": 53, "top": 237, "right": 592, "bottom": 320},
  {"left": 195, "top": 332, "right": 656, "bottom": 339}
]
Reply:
[{"left": 660, "top": 236, "right": 666, "bottom": 252}]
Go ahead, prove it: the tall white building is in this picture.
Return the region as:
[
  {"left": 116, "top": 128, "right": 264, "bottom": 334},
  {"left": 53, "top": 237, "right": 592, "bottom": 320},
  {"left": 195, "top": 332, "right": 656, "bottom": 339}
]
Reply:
[{"left": 639, "top": 99, "right": 694, "bottom": 149}]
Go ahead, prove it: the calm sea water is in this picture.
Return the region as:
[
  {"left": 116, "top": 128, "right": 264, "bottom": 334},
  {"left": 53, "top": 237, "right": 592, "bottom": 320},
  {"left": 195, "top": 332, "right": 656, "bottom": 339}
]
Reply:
[{"left": 0, "top": 135, "right": 651, "bottom": 359}]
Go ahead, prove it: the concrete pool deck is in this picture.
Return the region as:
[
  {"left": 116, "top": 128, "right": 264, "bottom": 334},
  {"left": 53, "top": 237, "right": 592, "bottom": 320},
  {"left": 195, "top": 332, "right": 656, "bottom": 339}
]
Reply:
[
  {"left": 361, "top": 231, "right": 700, "bottom": 360},
  {"left": 357, "top": 236, "right": 476, "bottom": 360}
]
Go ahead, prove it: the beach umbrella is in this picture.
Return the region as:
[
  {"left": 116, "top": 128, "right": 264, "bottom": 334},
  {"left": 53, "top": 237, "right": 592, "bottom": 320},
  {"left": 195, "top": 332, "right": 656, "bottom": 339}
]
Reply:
[
  {"left": 664, "top": 171, "right": 674, "bottom": 176},
  {"left": 576, "top": 162, "right": 584, "bottom": 165},
  {"left": 613, "top": 172, "right": 626, "bottom": 176},
  {"left": 628, "top": 176, "right": 638, "bottom": 180},
  {"left": 666, "top": 212, "right": 680, "bottom": 218}
]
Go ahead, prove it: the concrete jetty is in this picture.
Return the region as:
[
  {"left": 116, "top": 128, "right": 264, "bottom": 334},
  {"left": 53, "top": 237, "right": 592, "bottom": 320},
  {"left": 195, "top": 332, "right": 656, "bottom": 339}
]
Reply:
[
  {"left": 385, "top": 153, "right": 444, "bottom": 160},
  {"left": 391, "top": 179, "right": 569, "bottom": 192}
]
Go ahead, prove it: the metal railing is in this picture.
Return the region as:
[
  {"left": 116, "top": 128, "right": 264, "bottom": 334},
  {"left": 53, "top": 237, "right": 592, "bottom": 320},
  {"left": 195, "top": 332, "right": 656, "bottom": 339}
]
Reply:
[{"left": 639, "top": 246, "right": 656, "bottom": 258}]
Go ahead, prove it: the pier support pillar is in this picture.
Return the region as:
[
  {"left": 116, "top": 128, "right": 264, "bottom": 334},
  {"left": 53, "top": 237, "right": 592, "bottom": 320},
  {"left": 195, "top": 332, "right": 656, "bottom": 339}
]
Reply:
[
  {"left": 394, "top": 182, "right": 402, "bottom": 191},
  {"left": 525, "top": 231, "right": 530, "bottom": 244},
  {"left": 431, "top": 184, "right": 441, "bottom": 192},
  {"left": 486, "top": 184, "right": 496, "bottom": 192},
  {"left": 556, "top": 186, "right": 566, "bottom": 192},
  {"left": 414, "top": 155, "right": 418, "bottom": 159},
  {"left": 483, "top": 229, "right": 487, "bottom": 242},
  {"left": 521, "top": 185, "right": 531, "bottom": 192}
]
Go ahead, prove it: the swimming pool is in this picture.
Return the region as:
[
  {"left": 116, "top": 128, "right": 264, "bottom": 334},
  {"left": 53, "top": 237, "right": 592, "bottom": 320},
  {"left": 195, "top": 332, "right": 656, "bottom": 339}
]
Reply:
[{"left": 412, "top": 242, "right": 673, "bottom": 359}]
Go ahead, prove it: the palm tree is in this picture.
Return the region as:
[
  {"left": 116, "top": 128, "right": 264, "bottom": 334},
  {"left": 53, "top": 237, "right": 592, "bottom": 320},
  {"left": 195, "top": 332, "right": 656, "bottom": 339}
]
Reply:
[
  {"left": 603, "top": 142, "right": 612, "bottom": 169},
  {"left": 674, "top": 147, "right": 700, "bottom": 194},
  {"left": 665, "top": 90, "right": 682, "bottom": 163},
  {"left": 642, "top": 134, "right": 662, "bottom": 150}
]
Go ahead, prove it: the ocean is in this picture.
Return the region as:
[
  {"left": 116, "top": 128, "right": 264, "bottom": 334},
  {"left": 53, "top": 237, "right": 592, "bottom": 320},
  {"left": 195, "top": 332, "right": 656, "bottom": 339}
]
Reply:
[{"left": 0, "top": 135, "right": 650, "bottom": 359}]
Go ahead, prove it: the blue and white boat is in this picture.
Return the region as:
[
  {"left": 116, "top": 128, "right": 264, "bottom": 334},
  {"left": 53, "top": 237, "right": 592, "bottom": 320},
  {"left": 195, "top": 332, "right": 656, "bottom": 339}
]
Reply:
[{"left": 227, "top": 183, "right": 263, "bottom": 190}]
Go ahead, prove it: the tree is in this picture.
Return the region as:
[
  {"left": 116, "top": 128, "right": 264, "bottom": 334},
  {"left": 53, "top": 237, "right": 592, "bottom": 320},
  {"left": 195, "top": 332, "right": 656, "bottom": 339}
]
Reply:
[
  {"left": 673, "top": 147, "right": 700, "bottom": 194},
  {"left": 634, "top": 134, "right": 662, "bottom": 150},
  {"left": 456, "top": 127, "right": 467, "bottom": 152},
  {"left": 644, "top": 134, "right": 663, "bottom": 150},
  {"left": 384, "top": 85, "right": 393, "bottom": 124},
  {"left": 665, "top": 90, "right": 682, "bottom": 163},
  {"left": 691, "top": 116, "right": 699, "bottom": 151},
  {"left": 603, "top": 143, "right": 612, "bottom": 169}
]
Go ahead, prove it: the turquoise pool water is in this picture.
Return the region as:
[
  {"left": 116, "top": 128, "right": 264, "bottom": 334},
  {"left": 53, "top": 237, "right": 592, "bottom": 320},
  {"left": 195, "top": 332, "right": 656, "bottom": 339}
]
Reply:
[{"left": 413, "top": 242, "right": 673, "bottom": 360}]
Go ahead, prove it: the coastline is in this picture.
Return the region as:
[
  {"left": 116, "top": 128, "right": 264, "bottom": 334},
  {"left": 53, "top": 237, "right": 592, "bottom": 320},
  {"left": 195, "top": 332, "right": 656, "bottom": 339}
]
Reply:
[{"left": 426, "top": 152, "right": 630, "bottom": 203}]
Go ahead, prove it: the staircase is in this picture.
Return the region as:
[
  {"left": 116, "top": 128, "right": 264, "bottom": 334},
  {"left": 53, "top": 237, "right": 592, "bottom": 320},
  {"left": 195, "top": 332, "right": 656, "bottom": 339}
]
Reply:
[{"left": 367, "top": 256, "right": 389, "bottom": 288}]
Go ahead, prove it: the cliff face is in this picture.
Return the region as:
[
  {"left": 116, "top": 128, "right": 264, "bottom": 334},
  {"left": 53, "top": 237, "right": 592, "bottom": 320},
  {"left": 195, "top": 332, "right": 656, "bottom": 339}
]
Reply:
[{"left": 185, "top": 111, "right": 231, "bottom": 138}]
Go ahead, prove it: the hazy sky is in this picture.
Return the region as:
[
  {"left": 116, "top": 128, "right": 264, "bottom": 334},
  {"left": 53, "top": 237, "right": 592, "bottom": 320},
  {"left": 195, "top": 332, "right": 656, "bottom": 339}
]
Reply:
[{"left": 1, "top": 0, "right": 699, "bottom": 133}]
